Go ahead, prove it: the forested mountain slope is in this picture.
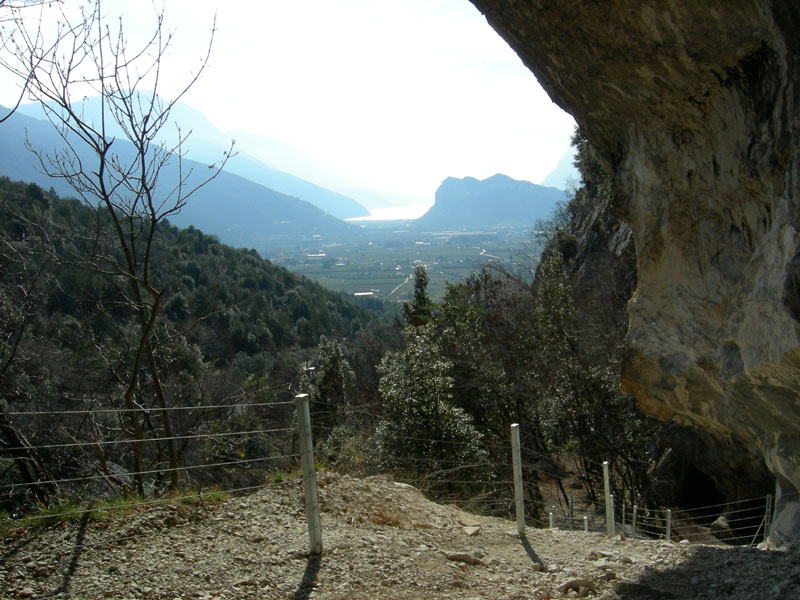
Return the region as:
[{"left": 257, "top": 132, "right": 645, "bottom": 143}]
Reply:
[{"left": 0, "top": 177, "right": 397, "bottom": 509}]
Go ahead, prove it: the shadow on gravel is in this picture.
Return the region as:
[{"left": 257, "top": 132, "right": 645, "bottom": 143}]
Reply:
[
  {"left": 293, "top": 553, "right": 322, "bottom": 600},
  {"left": 520, "top": 534, "right": 547, "bottom": 570},
  {"left": 51, "top": 511, "right": 90, "bottom": 599},
  {"left": 0, "top": 532, "right": 36, "bottom": 562},
  {"left": 613, "top": 544, "right": 800, "bottom": 599}
]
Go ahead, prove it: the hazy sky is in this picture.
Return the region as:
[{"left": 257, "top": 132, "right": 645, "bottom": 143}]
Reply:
[{"left": 2, "top": 0, "right": 576, "bottom": 208}]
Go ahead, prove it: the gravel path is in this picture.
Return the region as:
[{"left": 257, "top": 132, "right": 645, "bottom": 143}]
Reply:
[{"left": 2, "top": 472, "right": 799, "bottom": 599}]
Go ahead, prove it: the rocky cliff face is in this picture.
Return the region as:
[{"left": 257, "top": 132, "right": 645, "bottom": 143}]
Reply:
[
  {"left": 470, "top": 0, "right": 800, "bottom": 545},
  {"left": 416, "top": 174, "right": 564, "bottom": 230}
]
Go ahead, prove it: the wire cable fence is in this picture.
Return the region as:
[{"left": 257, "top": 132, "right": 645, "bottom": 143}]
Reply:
[
  {"left": 305, "top": 406, "right": 779, "bottom": 549},
  {"left": 0, "top": 395, "right": 301, "bottom": 526},
  {"left": 3, "top": 479, "right": 316, "bottom": 600},
  {"left": 1, "top": 395, "right": 330, "bottom": 600},
  {"left": 2, "top": 392, "right": 780, "bottom": 563},
  {"left": 539, "top": 459, "right": 777, "bottom": 548},
  {"left": 4, "top": 391, "right": 551, "bottom": 540},
  {"left": 616, "top": 496, "right": 773, "bottom": 546},
  {"left": 307, "top": 413, "right": 559, "bottom": 528}
]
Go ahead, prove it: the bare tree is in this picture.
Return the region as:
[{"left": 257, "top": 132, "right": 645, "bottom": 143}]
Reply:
[
  {"left": 0, "top": 1, "right": 65, "bottom": 502},
  {"left": 1, "top": 0, "right": 233, "bottom": 494},
  {"left": 0, "top": 205, "right": 59, "bottom": 503},
  {"left": 0, "top": 0, "right": 65, "bottom": 121}
]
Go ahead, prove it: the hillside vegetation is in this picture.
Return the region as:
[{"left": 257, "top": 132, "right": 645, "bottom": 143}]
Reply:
[
  {"left": 1, "top": 130, "right": 673, "bottom": 529},
  {"left": 348, "top": 130, "right": 659, "bottom": 518},
  {"left": 0, "top": 177, "right": 399, "bottom": 512},
  {"left": 2, "top": 127, "right": 738, "bottom": 545}
]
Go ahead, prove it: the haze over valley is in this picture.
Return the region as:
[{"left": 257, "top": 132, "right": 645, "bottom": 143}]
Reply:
[{"left": 1, "top": 100, "right": 572, "bottom": 300}]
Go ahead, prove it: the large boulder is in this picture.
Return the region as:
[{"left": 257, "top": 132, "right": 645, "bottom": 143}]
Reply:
[{"left": 470, "top": 0, "right": 800, "bottom": 545}]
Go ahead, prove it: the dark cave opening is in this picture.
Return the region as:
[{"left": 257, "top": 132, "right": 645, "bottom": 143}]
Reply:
[{"left": 680, "top": 464, "right": 726, "bottom": 523}]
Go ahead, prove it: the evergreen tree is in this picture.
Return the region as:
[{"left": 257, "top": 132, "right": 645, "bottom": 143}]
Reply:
[
  {"left": 375, "top": 324, "right": 487, "bottom": 482},
  {"left": 402, "top": 266, "right": 433, "bottom": 327},
  {"left": 301, "top": 336, "right": 355, "bottom": 437}
]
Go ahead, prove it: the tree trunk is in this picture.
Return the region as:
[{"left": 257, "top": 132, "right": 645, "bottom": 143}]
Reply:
[{"left": 0, "top": 409, "right": 56, "bottom": 503}]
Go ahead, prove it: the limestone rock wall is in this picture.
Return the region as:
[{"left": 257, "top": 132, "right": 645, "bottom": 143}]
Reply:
[{"left": 470, "top": 0, "right": 800, "bottom": 544}]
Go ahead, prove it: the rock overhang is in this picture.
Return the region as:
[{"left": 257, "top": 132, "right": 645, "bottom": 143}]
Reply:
[{"left": 470, "top": 0, "right": 800, "bottom": 545}]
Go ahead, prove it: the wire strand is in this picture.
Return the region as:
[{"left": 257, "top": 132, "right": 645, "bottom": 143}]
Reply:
[
  {"left": 17, "top": 427, "right": 294, "bottom": 451},
  {"left": 0, "top": 453, "right": 300, "bottom": 490},
  {"left": 5, "top": 400, "right": 295, "bottom": 417},
  {"left": 7, "top": 480, "right": 296, "bottom": 525}
]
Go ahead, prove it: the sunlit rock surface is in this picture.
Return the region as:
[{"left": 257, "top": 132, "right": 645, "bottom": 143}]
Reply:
[{"left": 470, "top": 0, "right": 800, "bottom": 544}]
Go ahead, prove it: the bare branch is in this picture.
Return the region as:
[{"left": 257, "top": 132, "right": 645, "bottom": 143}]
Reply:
[{"left": 4, "top": 0, "right": 231, "bottom": 494}]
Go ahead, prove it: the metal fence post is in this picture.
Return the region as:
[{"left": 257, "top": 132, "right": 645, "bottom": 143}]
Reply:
[
  {"left": 511, "top": 424, "right": 525, "bottom": 536},
  {"left": 621, "top": 503, "right": 626, "bottom": 539},
  {"left": 765, "top": 494, "right": 773, "bottom": 542},
  {"left": 632, "top": 505, "right": 638, "bottom": 539},
  {"left": 583, "top": 516, "right": 588, "bottom": 532},
  {"left": 296, "top": 393, "right": 322, "bottom": 555},
  {"left": 610, "top": 494, "right": 616, "bottom": 537},
  {"left": 549, "top": 511, "right": 555, "bottom": 529},
  {"left": 603, "top": 461, "right": 614, "bottom": 537},
  {"left": 665, "top": 509, "right": 672, "bottom": 542}
]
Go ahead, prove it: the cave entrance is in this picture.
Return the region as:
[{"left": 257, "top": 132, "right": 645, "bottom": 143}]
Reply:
[{"left": 680, "top": 464, "right": 725, "bottom": 523}]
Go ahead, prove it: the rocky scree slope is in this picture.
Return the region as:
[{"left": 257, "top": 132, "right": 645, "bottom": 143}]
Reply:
[
  {"left": 2, "top": 473, "right": 799, "bottom": 599},
  {"left": 469, "top": 0, "right": 800, "bottom": 545}
]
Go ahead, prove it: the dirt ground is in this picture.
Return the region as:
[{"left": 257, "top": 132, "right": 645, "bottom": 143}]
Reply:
[{"left": 2, "top": 472, "right": 799, "bottom": 599}]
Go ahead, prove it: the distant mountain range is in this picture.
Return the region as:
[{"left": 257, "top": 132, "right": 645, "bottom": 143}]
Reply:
[
  {"left": 2, "top": 100, "right": 569, "bottom": 252},
  {"left": 540, "top": 145, "right": 579, "bottom": 190},
  {"left": 415, "top": 174, "right": 565, "bottom": 230},
  {"left": 0, "top": 106, "right": 357, "bottom": 250},
  {"left": 16, "top": 99, "right": 370, "bottom": 220}
]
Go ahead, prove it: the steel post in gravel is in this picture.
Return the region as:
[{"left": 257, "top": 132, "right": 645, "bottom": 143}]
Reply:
[
  {"left": 511, "top": 423, "right": 525, "bottom": 537},
  {"left": 603, "top": 461, "right": 613, "bottom": 537},
  {"left": 666, "top": 509, "right": 672, "bottom": 542},
  {"left": 296, "top": 393, "right": 322, "bottom": 555}
]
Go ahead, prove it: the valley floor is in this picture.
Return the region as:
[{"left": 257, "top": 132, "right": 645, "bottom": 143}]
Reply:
[{"left": 2, "top": 472, "right": 798, "bottom": 599}]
